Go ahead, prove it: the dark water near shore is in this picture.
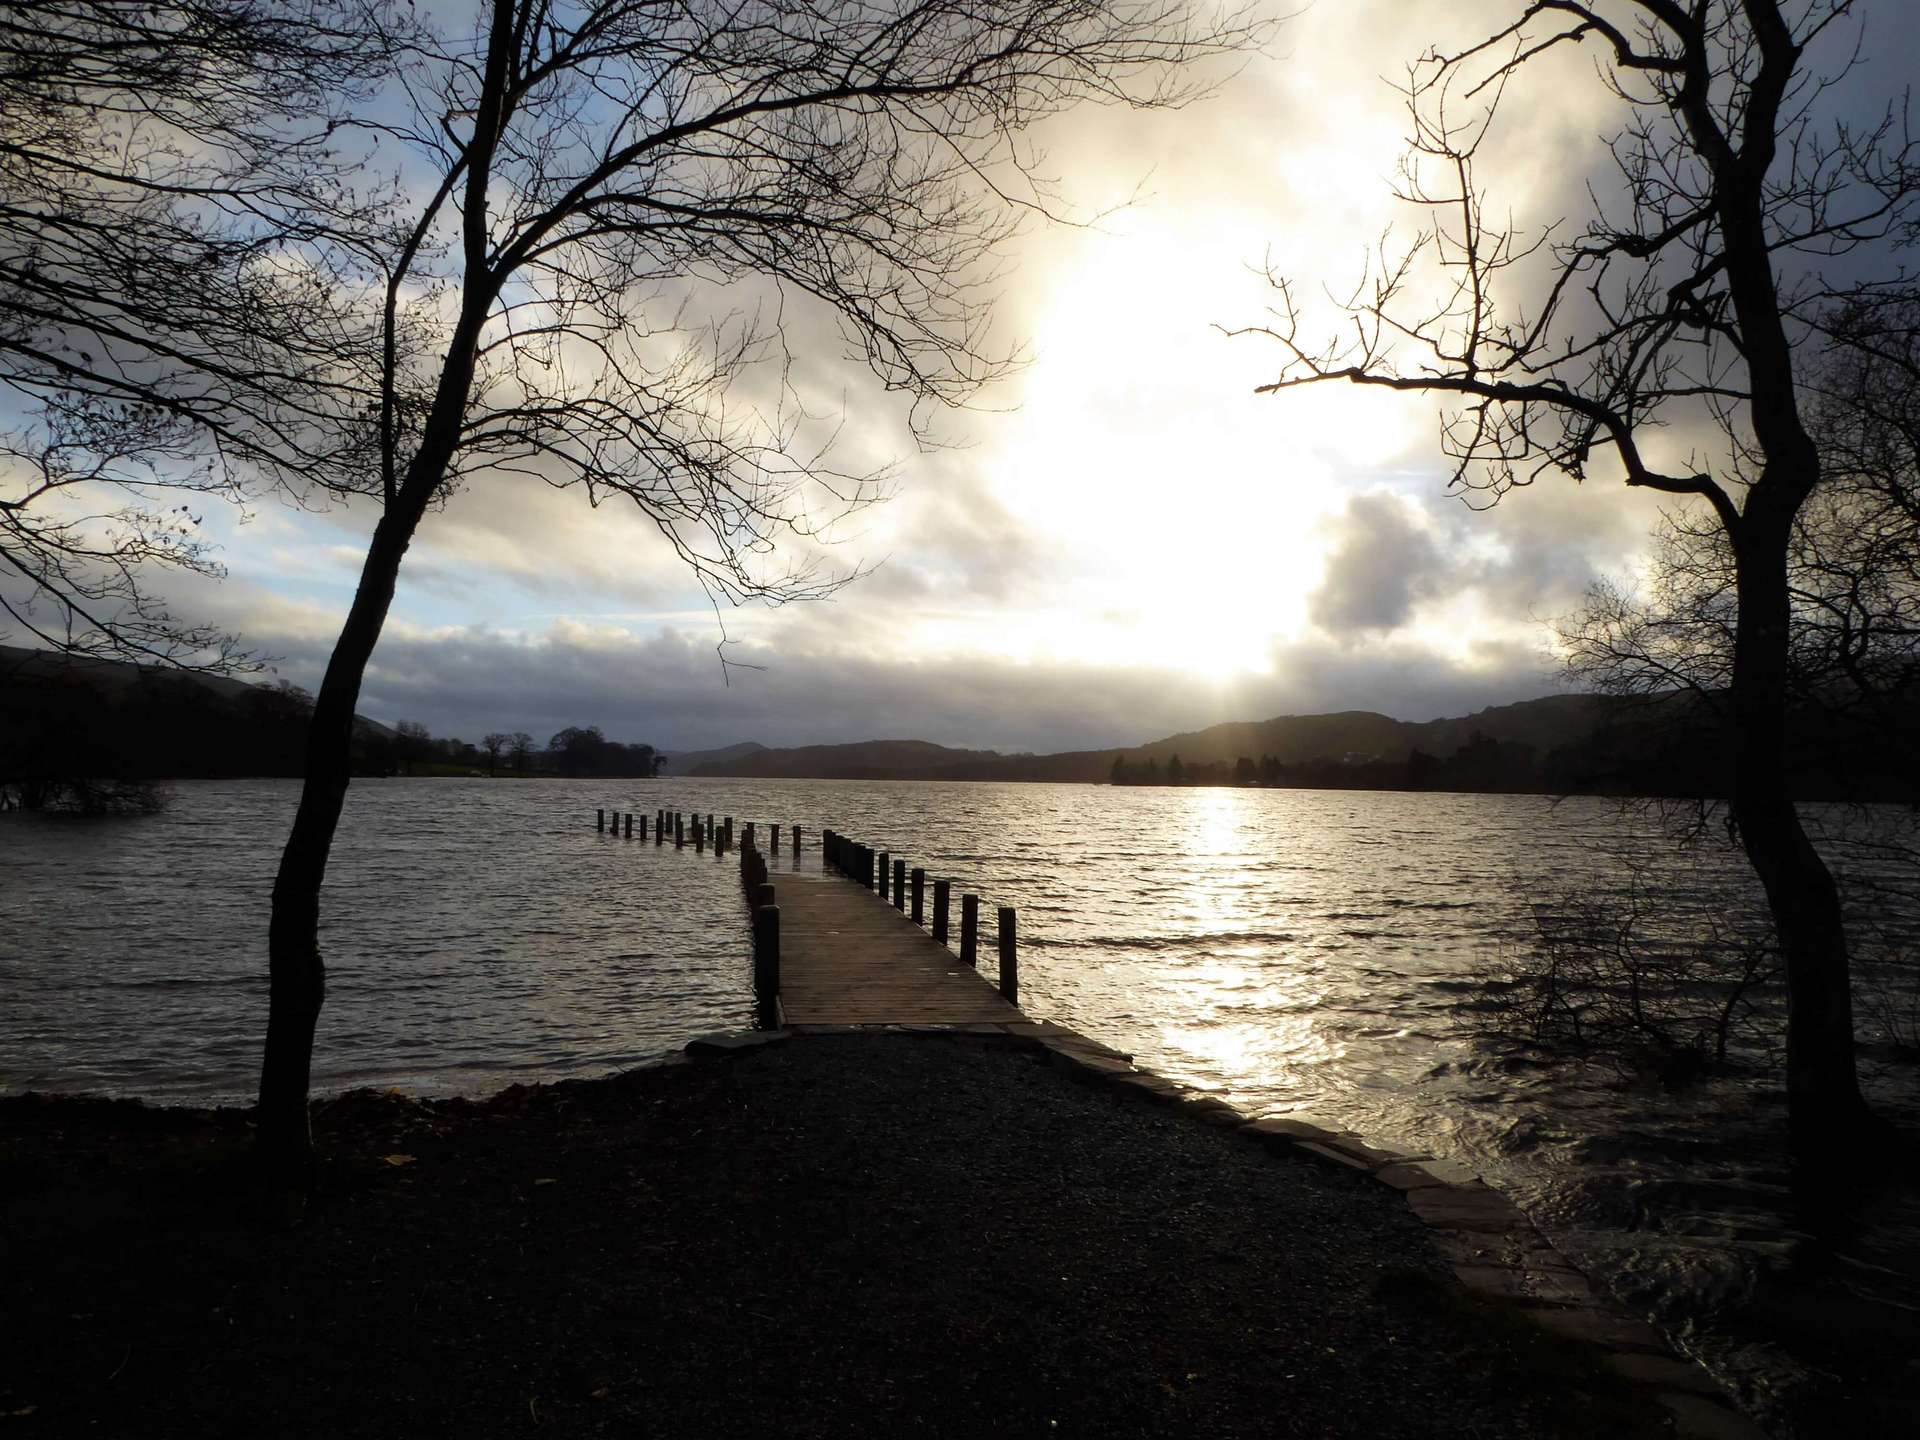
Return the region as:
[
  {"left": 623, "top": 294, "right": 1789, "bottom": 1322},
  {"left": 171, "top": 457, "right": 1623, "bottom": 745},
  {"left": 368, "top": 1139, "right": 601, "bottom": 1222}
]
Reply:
[{"left": 4, "top": 777, "right": 1917, "bottom": 1426}]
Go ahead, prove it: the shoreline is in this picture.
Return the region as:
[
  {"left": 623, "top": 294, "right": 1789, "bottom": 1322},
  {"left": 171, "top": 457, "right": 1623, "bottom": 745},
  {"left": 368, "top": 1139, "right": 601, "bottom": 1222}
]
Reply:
[{"left": 4, "top": 1026, "right": 1778, "bottom": 1439}]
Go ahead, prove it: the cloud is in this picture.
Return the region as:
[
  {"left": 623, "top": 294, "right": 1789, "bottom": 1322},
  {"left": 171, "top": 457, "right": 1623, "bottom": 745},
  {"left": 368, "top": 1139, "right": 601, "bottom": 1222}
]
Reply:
[{"left": 1307, "top": 492, "right": 1449, "bottom": 636}]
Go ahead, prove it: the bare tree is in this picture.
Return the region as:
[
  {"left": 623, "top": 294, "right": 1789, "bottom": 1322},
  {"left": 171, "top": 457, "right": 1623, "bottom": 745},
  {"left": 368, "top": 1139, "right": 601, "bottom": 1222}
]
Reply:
[
  {"left": 1243, "top": 1, "right": 1917, "bottom": 1157},
  {"left": 507, "top": 730, "right": 535, "bottom": 775},
  {"left": 1562, "top": 300, "right": 1920, "bottom": 753},
  {"left": 0, "top": 2, "right": 399, "bottom": 672},
  {"left": 480, "top": 730, "right": 510, "bottom": 775},
  {"left": 259, "top": 0, "right": 1265, "bottom": 1174}
]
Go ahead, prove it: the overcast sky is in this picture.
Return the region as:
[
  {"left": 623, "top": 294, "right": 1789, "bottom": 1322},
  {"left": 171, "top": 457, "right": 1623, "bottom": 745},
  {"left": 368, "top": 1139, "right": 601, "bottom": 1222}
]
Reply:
[{"left": 28, "top": 2, "right": 1920, "bottom": 757}]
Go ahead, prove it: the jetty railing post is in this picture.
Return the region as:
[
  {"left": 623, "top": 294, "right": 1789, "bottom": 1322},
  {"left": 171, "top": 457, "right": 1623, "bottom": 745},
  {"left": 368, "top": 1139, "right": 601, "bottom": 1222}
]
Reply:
[
  {"left": 752, "top": 902, "right": 781, "bottom": 1029},
  {"left": 792, "top": 826, "right": 801, "bottom": 859},
  {"left": 877, "top": 850, "right": 889, "bottom": 895},
  {"left": 892, "top": 858, "right": 905, "bottom": 910},
  {"left": 640, "top": 814, "right": 648, "bottom": 841},
  {"left": 960, "top": 894, "right": 979, "bottom": 967},
  {"left": 624, "top": 812, "right": 633, "bottom": 839},
  {"left": 771, "top": 823, "right": 780, "bottom": 853},
  {"left": 596, "top": 808, "right": 604, "bottom": 832},
  {"left": 933, "top": 880, "right": 950, "bottom": 943},
  {"left": 998, "top": 907, "right": 1018, "bottom": 1004},
  {"left": 656, "top": 811, "right": 664, "bottom": 846},
  {"left": 911, "top": 868, "right": 925, "bottom": 924}
]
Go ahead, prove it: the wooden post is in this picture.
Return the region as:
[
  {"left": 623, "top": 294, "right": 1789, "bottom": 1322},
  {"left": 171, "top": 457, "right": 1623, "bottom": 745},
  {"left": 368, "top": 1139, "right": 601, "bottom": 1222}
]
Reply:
[
  {"left": 960, "top": 894, "right": 979, "bottom": 967},
  {"left": 792, "top": 826, "right": 801, "bottom": 858},
  {"left": 878, "top": 850, "right": 889, "bottom": 894},
  {"left": 656, "top": 812, "right": 664, "bottom": 846},
  {"left": 892, "top": 858, "right": 905, "bottom": 910},
  {"left": 998, "top": 907, "right": 1018, "bottom": 1004},
  {"left": 754, "top": 883, "right": 775, "bottom": 910},
  {"left": 596, "top": 808, "right": 604, "bottom": 832},
  {"left": 752, "top": 903, "right": 780, "bottom": 1029},
  {"left": 744, "top": 822, "right": 756, "bottom": 852},
  {"left": 933, "top": 880, "right": 950, "bottom": 943},
  {"left": 910, "top": 867, "right": 925, "bottom": 924},
  {"left": 771, "top": 823, "right": 781, "bottom": 852},
  {"left": 623, "top": 812, "right": 633, "bottom": 839},
  {"left": 675, "top": 815, "right": 684, "bottom": 848},
  {"left": 695, "top": 819, "right": 705, "bottom": 854}
]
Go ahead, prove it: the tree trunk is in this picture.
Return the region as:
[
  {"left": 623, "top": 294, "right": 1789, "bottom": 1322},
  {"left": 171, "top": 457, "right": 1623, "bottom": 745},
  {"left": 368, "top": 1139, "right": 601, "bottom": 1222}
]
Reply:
[
  {"left": 1730, "top": 508, "right": 1874, "bottom": 1161},
  {"left": 256, "top": 505, "right": 431, "bottom": 1177}
]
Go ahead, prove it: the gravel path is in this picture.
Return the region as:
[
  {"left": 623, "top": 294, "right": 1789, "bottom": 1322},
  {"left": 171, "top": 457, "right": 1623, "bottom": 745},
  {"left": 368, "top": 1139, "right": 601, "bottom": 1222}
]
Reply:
[{"left": 2, "top": 1034, "right": 1667, "bottom": 1437}]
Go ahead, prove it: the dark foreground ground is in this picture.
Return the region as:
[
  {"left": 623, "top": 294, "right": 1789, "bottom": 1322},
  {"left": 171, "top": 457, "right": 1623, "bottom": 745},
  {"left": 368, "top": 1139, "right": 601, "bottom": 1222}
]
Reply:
[{"left": 4, "top": 1035, "right": 1682, "bottom": 1438}]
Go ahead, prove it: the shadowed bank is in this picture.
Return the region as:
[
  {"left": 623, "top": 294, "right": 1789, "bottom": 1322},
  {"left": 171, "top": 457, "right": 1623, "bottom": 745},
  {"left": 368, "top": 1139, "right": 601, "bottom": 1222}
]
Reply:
[{"left": 1, "top": 1035, "right": 1693, "bottom": 1440}]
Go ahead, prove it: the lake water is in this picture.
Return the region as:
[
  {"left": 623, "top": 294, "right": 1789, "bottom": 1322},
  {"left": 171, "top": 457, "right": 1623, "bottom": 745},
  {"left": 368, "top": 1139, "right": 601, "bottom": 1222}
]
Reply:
[{"left": 3, "top": 777, "right": 1917, "bottom": 1425}]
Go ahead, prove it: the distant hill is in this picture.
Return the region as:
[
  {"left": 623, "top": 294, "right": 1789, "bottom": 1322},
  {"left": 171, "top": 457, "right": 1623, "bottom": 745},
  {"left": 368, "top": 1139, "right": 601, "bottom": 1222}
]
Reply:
[
  {"left": 679, "top": 691, "right": 1914, "bottom": 801},
  {"left": 1110, "top": 693, "right": 1611, "bottom": 771},
  {"left": 0, "top": 644, "right": 394, "bottom": 741},
  {"left": 1, "top": 644, "right": 394, "bottom": 783},
  {"left": 690, "top": 738, "right": 1008, "bottom": 780},
  {"left": 658, "top": 741, "right": 767, "bottom": 777},
  {"left": 685, "top": 696, "right": 1615, "bottom": 786}
]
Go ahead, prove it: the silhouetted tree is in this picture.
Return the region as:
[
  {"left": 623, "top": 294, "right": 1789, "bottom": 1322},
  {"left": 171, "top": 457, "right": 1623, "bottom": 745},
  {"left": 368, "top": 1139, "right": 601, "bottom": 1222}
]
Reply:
[
  {"left": 392, "top": 720, "right": 432, "bottom": 776},
  {"left": 547, "top": 725, "right": 608, "bottom": 778},
  {"left": 260, "top": 0, "right": 1266, "bottom": 1173},
  {"left": 0, "top": 3, "right": 398, "bottom": 671},
  {"left": 1246, "top": 1, "right": 1914, "bottom": 1157},
  {"left": 506, "top": 731, "right": 534, "bottom": 776},
  {"left": 1167, "top": 753, "right": 1185, "bottom": 785},
  {"left": 480, "top": 732, "right": 509, "bottom": 776},
  {"left": 1561, "top": 299, "right": 1920, "bottom": 802}
]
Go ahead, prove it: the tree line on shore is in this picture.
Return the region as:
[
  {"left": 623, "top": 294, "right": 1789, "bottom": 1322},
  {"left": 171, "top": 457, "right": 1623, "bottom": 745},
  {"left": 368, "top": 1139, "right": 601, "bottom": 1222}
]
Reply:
[{"left": 0, "top": 660, "right": 665, "bottom": 807}]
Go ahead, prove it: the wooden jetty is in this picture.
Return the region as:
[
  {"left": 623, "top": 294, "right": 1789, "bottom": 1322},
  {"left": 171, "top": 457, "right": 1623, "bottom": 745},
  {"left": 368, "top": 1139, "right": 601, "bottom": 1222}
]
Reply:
[
  {"left": 770, "top": 870, "right": 1023, "bottom": 1026},
  {"left": 601, "top": 808, "right": 1023, "bottom": 1028}
]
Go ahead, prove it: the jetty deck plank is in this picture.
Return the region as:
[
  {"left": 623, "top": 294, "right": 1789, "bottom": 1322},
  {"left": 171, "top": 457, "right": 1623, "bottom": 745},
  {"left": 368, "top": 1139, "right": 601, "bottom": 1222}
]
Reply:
[{"left": 774, "top": 869, "right": 1024, "bottom": 1026}]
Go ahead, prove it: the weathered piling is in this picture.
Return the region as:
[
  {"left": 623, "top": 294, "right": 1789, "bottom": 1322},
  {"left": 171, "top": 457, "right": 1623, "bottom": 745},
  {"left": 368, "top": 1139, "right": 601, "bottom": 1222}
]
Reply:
[
  {"left": 960, "top": 894, "right": 979, "bottom": 967},
  {"left": 676, "top": 815, "right": 685, "bottom": 848},
  {"left": 911, "top": 867, "right": 925, "bottom": 924},
  {"left": 998, "top": 906, "right": 1018, "bottom": 1003},
  {"left": 933, "top": 879, "right": 950, "bottom": 942},
  {"left": 752, "top": 901, "right": 780, "bottom": 1029},
  {"left": 596, "top": 808, "right": 605, "bottom": 832},
  {"left": 656, "top": 811, "right": 665, "bottom": 845},
  {"left": 792, "top": 826, "right": 801, "bottom": 858},
  {"left": 624, "top": 812, "right": 633, "bottom": 839},
  {"left": 892, "top": 858, "right": 906, "bottom": 911},
  {"left": 878, "top": 850, "right": 890, "bottom": 894},
  {"left": 771, "top": 823, "right": 781, "bottom": 852},
  {"left": 744, "top": 822, "right": 756, "bottom": 852}
]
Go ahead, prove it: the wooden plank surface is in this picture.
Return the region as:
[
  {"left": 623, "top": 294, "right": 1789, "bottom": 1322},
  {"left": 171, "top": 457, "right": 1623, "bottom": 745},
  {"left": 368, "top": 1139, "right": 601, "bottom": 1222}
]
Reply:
[{"left": 773, "top": 868, "right": 1024, "bottom": 1025}]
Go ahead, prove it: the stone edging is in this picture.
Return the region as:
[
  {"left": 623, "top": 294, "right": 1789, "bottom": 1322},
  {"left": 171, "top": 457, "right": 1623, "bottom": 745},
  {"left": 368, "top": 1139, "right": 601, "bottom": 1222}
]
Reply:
[{"left": 683, "top": 1022, "right": 1768, "bottom": 1440}]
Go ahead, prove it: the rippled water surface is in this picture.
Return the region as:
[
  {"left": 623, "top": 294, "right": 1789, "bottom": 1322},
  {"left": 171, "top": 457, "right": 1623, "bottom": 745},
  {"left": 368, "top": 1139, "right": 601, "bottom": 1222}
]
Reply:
[{"left": 5, "top": 778, "right": 1917, "bottom": 1426}]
